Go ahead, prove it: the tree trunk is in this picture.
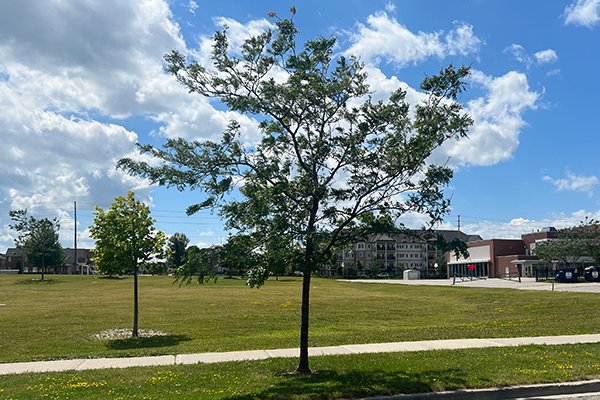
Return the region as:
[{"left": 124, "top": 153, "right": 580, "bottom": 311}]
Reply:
[
  {"left": 296, "top": 265, "right": 312, "bottom": 374},
  {"left": 133, "top": 263, "right": 139, "bottom": 337},
  {"left": 296, "top": 198, "right": 319, "bottom": 374}
]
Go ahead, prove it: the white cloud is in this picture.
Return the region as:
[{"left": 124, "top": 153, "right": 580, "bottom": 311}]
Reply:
[
  {"left": 445, "top": 22, "right": 482, "bottom": 56},
  {"left": 543, "top": 172, "right": 599, "bottom": 195},
  {"left": 564, "top": 0, "right": 600, "bottom": 27},
  {"left": 460, "top": 209, "right": 600, "bottom": 240},
  {"left": 505, "top": 45, "right": 559, "bottom": 68},
  {"left": 0, "top": 1, "right": 267, "bottom": 251},
  {"left": 352, "top": 65, "right": 538, "bottom": 168},
  {"left": 188, "top": 1, "right": 198, "bottom": 15},
  {"left": 362, "top": 65, "right": 427, "bottom": 104},
  {"left": 546, "top": 68, "right": 562, "bottom": 78},
  {"left": 504, "top": 44, "right": 532, "bottom": 67},
  {"left": 439, "top": 69, "right": 538, "bottom": 166},
  {"left": 154, "top": 102, "right": 262, "bottom": 144},
  {"left": 385, "top": 1, "right": 397, "bottom": 13},
  {"left": 345, "top": 12, "right": 480, "bottom": 68},
  {"left": 534, "top": 49, "right": 558, "bottom": 64},
  {"left": 211, "top": 16, "right": 273, "bottom": 53}
]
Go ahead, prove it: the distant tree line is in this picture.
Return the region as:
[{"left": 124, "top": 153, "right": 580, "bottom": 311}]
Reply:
[{"left": 535, "top": 219, "right": 600, "bottom": 268}]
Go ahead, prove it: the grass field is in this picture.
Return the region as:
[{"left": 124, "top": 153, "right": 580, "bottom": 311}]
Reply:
[
  {"left": 1, "top": 274, "right": 600, "bottom": 364},
  {"left": 2, "top": 343, "right": 600, "bottom": 399}
]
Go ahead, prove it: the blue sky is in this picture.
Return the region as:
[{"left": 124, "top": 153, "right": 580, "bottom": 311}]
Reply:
[{"left": 0, "top": 0, "right": 599, "bottom": 252}]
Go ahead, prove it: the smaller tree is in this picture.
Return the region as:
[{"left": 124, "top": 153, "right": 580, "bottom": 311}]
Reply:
[
  {"left": 9, "top": 210, "right": 65, "bottom": 280},
  {"left": 176, "top": 245, "right": 219, "bottom": 284},
  {"left": 167, "top": 232, "right": 190, "bottom": 270},
  {"left": 534, "top": 238, "right": 586, "bottom": 268},
  {"left": 219, "top": 235, "right": 262, "bottom": 279},
  {"left": 264, "top": 236, "right": 303, "bottom": 280},
  {"left": 90, "top": 192, "right": 166, "bottom": 336},
  {"left": 562, "top": 219, "right": 600, "bottom": 265}
]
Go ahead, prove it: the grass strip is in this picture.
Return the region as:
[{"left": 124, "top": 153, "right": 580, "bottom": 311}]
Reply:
[{"left": 2, "top": 343, "right": 600, "bottom": 399}]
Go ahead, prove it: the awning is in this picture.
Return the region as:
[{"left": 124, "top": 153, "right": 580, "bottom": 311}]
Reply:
[{"left": 448, "top": 258, "right": 491, "bottom": 265}]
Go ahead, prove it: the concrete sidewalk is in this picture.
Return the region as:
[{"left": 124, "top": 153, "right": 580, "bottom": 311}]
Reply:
[{"left": 2, "top": 333, "right": 600, "bottom": 375}]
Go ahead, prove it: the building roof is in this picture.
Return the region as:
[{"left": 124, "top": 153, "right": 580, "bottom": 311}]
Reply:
[
  {"left": 436, "top": 230, "right": 482, "bottom": 243},
  {"left": 4, "top": 248, "right": 24, "bottom": 257}
]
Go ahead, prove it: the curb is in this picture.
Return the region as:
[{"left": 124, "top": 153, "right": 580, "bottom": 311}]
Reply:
[{"left": 356, "top": 380, "right": 600, "bottom": 399}]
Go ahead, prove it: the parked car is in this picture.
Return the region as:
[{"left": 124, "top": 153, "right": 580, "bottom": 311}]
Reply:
[
  {"left": 376, "top": 272, "right": 389, "bottom": 279},
  {"left": 555, "top": 268, "right": 579, "bottom": 283},
  {"left": 584, "top": 266, "right": 600, "bottom": 282},
  {"left": 292, "top": 271, "right": 304, "bottom": 276}
]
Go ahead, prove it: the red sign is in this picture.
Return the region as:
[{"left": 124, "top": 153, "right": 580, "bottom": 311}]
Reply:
[{"left": 467, "top": 264, "right": 475, "bottom": 272}]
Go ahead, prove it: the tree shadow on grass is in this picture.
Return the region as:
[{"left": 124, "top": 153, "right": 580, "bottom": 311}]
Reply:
[
  {"left": 98, "top": 276, "right": 128, "bottom": 280},
  {"left": 224, "top": 368, "right": 481, "bottom": 400},
  {"left": 106, "top": 334, "right": 192, "bottom": 350},
  {"left": 14, "top": 278, "right": 62, "bottom": 285}
]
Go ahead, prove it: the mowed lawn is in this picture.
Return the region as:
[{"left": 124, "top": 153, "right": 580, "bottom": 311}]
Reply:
[
  {"left": 3, "top": 345, "right": 600, "bottom": 399},
  {"left": 0, "top": 274, "right": 599, "bottom": 363}
]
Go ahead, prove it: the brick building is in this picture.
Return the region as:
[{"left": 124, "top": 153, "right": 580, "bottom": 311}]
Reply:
[{"left": 448, "top": 227, "right": 560, "bottom": 278}]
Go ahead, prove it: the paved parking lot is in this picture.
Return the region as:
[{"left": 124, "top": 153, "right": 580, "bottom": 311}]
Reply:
[{"left": 342, "top": 277, "right": 600, "bottom": 293}]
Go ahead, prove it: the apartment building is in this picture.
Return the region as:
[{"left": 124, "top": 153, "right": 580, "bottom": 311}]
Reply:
[{"left": 333, "top": 230, "right": 481, "bottom": 277}]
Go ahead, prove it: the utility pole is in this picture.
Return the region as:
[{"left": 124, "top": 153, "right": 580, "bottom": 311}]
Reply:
[
  {"left": 457, "top": 215, "right": 461, "bottom": 233},
  {"left": 132, "top": 217, "right": 139, "bottom": 337},
  {"left": 73, "top": 201, "right": 78, "bottom": 274}
]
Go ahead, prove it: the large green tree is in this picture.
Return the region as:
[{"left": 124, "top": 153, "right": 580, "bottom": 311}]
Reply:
[
  {"left": 119, "top": 14, "right": 472, "bottom": 372},
  {"left": 89, "top": 192, "right": 166, "bottom": 336},
  {"left": 9, "top": 210, "right": 65, "bottom": 280}
]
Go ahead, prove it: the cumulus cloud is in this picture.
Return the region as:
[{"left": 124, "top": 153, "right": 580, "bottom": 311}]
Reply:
[
  {"left": 564, "top": 0, "right": 600, "bottom": 27},
  {"left": 351, "top": 64, "right": 538, "bottom": 168},
  {"left": 543, "top": 172, "right": 599, "bottom": 195},
  {"left": 0, "top": 1, "right": 267, "bottom": 251},
  {"left": 437, "top": 69, "right": 539, "bottom": 166},
  {"left": 345, "top": 12, "right": 480, "bottom": 67}
]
